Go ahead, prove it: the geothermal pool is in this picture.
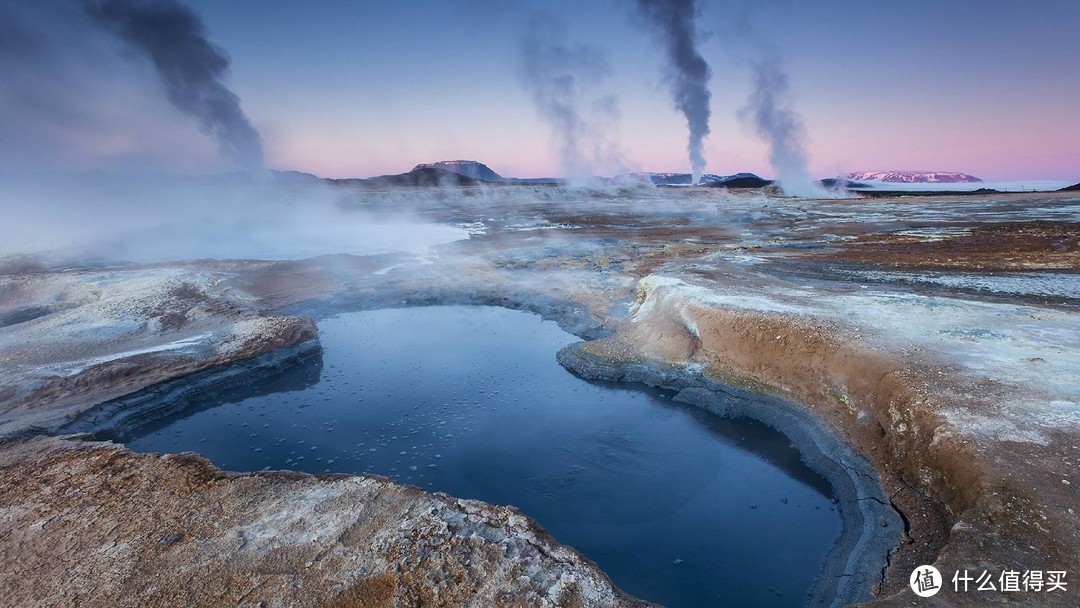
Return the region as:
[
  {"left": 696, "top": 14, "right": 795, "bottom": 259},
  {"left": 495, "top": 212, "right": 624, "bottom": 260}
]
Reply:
[{"left": 126, "top": 306, "right": 842, "bottom": 607}]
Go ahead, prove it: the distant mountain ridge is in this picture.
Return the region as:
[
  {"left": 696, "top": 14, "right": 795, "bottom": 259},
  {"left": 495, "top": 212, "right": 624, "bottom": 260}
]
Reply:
[
  {"left": 844, "top": 171, "right": 982, "bottom": 183},
  {"left": 411, "top": 163, "right": 774, "bottom": 188},
  {"left": 275, "top": 164, "right": 775, "bottom": 189},
  {"left": 413, "top": 160, "right": 502, "bottom": 183},
  {"left": 281, "top": 162, "right": 1056, "bottom": 193},
  {"left": 275, "top": 167, "right": 484, "bottom": 187},
  {"left": 363, "top": 167, "right": 483, "bottom": 187}
]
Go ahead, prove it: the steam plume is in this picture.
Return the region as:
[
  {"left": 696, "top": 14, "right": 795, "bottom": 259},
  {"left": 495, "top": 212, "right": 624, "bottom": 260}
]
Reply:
[
  {"left": 85, "top": 0, "right": 264, "bottom": 170},
  {"left": 518, "top": 13, "right": 624, "bottom": 181},
  {"left": 634, "top": 0, "right": 712, "bottom": 185},
  {"left": 738, "top": 56, "right": 823, "bottom": 196}
]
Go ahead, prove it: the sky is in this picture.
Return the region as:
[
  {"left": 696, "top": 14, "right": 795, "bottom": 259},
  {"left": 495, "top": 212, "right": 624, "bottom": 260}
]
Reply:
[{"left": 2, "top": 0, "right": 1079, "bottom": 181}]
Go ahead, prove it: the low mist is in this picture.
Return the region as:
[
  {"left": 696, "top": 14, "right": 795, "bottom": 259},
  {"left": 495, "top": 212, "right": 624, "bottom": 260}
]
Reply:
[{"left": 0, "top": 173, "right": 468, "bottom": 266}]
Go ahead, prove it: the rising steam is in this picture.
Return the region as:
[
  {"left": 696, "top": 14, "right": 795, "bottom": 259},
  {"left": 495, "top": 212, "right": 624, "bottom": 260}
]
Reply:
[
  {"left": 726, "top": 1, "right": 835, "bottom": 197},
  {"left": 85, "top": 0, "right": 264, "bottom": 170},
  {"left": 738, "top": 56, "right": 825, "bottom": 196},
  {"left": 634, "top": 0, "right": 712, "bottom": 185},
  {"left": 518, "top": 12, "right": 625, "bottom": 181}
]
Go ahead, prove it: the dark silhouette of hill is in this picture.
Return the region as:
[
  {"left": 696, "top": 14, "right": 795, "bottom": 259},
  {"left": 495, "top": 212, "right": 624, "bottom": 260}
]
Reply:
[
  {"left": 706, "top": 175, "right": 772, "bottom": 189},
  {"left": 413, "top": 161, "right": 502, "bottom": 182},
  {"left": 358, "top": 167, "right": 482, "bottom": 187}
]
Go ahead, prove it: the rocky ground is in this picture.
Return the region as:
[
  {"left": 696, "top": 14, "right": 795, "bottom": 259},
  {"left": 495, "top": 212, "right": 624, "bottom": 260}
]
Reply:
[{"left": 1, "top": 186, "right": 1077, "bottom": 606}]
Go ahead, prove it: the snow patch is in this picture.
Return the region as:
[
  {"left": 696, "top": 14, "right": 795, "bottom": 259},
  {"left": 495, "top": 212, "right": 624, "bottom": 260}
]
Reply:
[{"left": 46, "top": 332, "right": 212, "bottom": 377}]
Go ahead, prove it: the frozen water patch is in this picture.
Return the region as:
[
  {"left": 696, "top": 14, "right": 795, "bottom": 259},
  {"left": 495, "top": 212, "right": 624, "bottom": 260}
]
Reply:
[
  {"left": 45, "top": 332, "right": 212, "bottom": 377},
  {"left": 508, "top": 223, "right": 583, "bottom": 232},
  {"left": 804, "top": 196, "right": 1080, "bottom": 227},
  {"left": 891, "top": 227, "right": 972, "bottom": 241},
  {"left": 453, "top": 221, "right": 488, "bottom": 236},
  {"left": 943, "top": 400, "right": 1080, "bottom": 446},
  {"left": 941, "top": 409, "right": 1051, "bottom": 445},
  {"left": 856, "top": 270, "right": 1080, "bottom": 300}
]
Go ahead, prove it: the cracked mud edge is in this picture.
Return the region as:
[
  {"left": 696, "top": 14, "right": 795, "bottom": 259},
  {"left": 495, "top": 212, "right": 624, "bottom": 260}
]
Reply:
[{"left": 556, "top": 341, "right": 904, "bottom": 608}]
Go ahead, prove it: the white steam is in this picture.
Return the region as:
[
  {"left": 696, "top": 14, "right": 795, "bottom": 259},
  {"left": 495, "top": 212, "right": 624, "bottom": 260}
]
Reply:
[
  {"left": 0, "top": 173, "right": 467, "bottom": 265},
  {"left": 738, "top": 56, "right": 833, "bottom": 197},
  {"left": 518, "top": 12, "right": 628, "bottom": 182}
]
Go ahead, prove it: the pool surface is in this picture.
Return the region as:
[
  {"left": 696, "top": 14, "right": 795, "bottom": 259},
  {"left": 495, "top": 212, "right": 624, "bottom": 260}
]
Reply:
[{"left": 127, "top": 306, "right": 843, "bottom": 607}]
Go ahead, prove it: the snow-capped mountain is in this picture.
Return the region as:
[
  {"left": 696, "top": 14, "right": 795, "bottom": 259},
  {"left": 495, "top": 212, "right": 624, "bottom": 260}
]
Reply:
[
  {"left": 843, "top": 171, "right": 982, "bottom": 183},
  {"left": 413, "top": 160, "right": 503, "bottom": 182}
]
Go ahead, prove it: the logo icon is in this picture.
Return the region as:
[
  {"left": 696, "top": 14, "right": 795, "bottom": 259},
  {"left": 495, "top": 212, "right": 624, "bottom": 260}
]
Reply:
[{"left": 911, "top": 565, "right": 942, "bottom": 597}]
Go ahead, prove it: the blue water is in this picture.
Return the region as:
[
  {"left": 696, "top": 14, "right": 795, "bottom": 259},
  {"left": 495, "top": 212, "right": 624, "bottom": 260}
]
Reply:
[{"left": 127, "top": 306, "right": 842, "bottom": 607}]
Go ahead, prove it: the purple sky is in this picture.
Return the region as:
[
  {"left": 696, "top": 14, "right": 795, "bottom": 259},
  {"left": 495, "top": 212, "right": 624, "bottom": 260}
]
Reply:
[{"left": 3, "top": 0, "right": 1078, "bottom": 180}]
